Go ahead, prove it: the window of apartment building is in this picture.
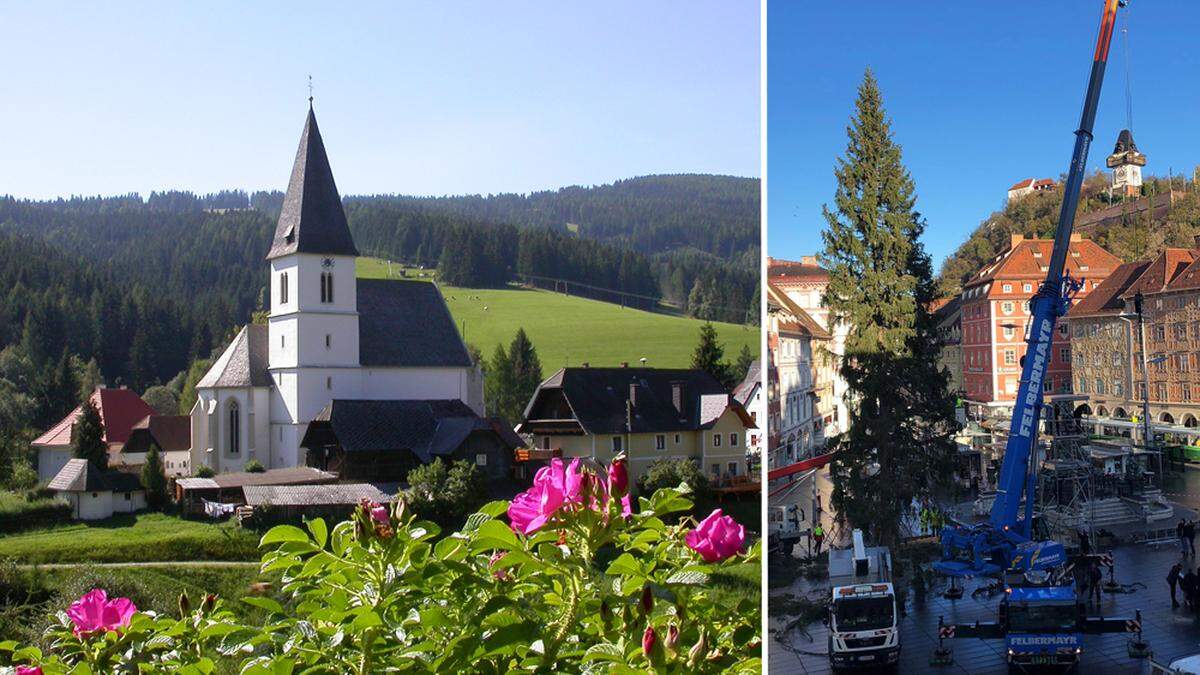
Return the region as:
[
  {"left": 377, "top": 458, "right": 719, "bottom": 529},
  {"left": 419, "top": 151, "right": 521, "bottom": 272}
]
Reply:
[
  {"left": 476, "top": 454, "right": 488, "bottom": 467},
  {"left": 1059, "top": 324, "right": 1068, "bottom": 337},
  {"left": 1024, "top": 283, "right": 1034, "bottom": 293},
  {"left": 729, "top": 433, "right": 738, "bottom": 446},
  {"left": 1153, "top": 325, "right": 1166, "bottom": 341},
  {"left": 1074, "top": 324, "right": 1085, "bottom": 338},
  {"left": 1112, "top": 351, "right": 1121, "bottom": 366},
  {"left": 1077, "top": 377, "right": 1088, "bottom": 394},
  {"left": 1154, "top": 354, "right": 1167, "bottom": 372},
  {"left": 1061, "top": 347, "right": 1070, "bottom": 363},
  {"left": 1184, "top": 383, "right": 1193, "bottom": 403},
  {"left": 1002, "top": 283, "right": 1012, "bottom": 293},
  {"left": 1136, "top": 382, "right": 1147, "bottom": 401},
  {"left": 1113, "top": 381, "right": 1123, "bottom": 396},
  {"left": 655, "top": 434, "right": 665, "bottom": 450},
  {"left": 1175, "top": 323, "right": 1188, "bottom": 340},
  {"left": 712, "top": 433, "right": 722, "bottom": 447},
  {"left": 711, "top": 464, "right": 720, "bottom": 477},
  {"left": 1043, "top": 379, "right": 1053, "bottom": 393},
  {"left": 1156, "top": 383, "right": 1168, "bottom": 401},
  {"left": 1003, "top": 349, "right": 1016, "bottom": 365},
  {"left": 1192, "top": 321, "right": 1200, "bottom": 339},
  {"left": 1003, "top": 326, "right": 1015, "bottom": 340},
  {"left": 1002, "top": 301, "right": 1014, "bottom": 315},
  {"left": 727, "top": 462, "right": 738, "bottom": 476},
  {"left": 1177, "top": 353, "right": 1190, "bottom": 373},
  {"left": 674, "top": 433, "right": 681, "bottom": 445},
  {"left": 542, "top": 437, "right": 550, "bottom": 450},
  {"left": 611, "top": 436, "right": 623, "bottom": 453},
  {"left": 1095, "top": 379, "right": 1105, "bottom": 395}
]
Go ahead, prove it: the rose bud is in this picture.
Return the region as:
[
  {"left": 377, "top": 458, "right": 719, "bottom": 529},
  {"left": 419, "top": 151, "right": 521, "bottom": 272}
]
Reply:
[
  {"left": 640, "top": 584, "right": 654, "bottom": 615},
  {"left": 178, "top": 591, "right": 191, "bottom": 617},
  {"left": 642, "top": 625, "right": 657, "bottom": 659},
  {"left": 200, "top": 593, "right": 217, "bottom": 614},
  {"left": 664, "top": 623, "right": 680, "bottom": 657},
  {"left": 608, "top": 454, "right": 629, "bottom": 498},
  {"left": 688, "top": 631, "right": 707, "bottom": 667},
  {"left": 600, "top": 600, "right": 613, "bottom": 629}
]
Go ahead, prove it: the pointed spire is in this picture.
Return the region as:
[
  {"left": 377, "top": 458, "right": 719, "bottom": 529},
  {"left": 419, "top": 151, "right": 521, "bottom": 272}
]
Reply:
[{"left": 266, "top": 107, "right": 359, "bottom": 260}]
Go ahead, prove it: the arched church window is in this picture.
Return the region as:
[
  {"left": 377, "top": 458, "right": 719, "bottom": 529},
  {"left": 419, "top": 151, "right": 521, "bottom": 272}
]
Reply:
[
  {"left": 320, "top": 271, "right": 334, "bottom": 303},
  {"left": 228, "top": 400, "right": 241, "bottom": 455}
]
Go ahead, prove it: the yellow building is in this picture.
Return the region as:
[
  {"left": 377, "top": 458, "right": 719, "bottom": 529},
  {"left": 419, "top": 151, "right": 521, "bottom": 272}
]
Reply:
[{"left": 517, "top": 367, "right": 756, "bottom": 487}]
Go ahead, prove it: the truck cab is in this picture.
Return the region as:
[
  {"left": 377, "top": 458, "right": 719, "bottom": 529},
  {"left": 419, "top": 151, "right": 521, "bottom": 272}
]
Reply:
[
  {"left": 826, "top": 530, "right": 900, "bottom": 670},
  {"left": 1001, "top": 586, "right": 1082, "bottom": 668}
]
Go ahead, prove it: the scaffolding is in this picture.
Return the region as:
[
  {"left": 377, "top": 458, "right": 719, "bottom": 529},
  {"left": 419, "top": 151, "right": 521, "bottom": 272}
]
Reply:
[{"left": 1037, "top": 395, "right": 1097, "bottom": 551}]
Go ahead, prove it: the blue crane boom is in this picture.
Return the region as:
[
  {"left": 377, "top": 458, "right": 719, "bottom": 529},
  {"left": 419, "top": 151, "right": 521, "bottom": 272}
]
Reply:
[{"left": 936, "top": 0, "right": 1126, "bottom": 578}]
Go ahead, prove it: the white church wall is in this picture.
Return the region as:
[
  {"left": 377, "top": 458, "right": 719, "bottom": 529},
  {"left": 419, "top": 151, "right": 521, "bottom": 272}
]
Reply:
[
  {"left": 37, "top": 447, "right": 72, "bottom": 484},
  {"left": 270, "top": 258, "right": 299, "bottom": 315},
  {"left": 359, "top": 367, "right": 478, "bottom": 411},
  {"left": 281, "top": 254, "right": 357, "bottom": 314},
  {"left": 292, "top": 314, "right": 360, "bottom": 367},
  {"left": 268, "top": 318, "right": 299, "bottom": 369}
]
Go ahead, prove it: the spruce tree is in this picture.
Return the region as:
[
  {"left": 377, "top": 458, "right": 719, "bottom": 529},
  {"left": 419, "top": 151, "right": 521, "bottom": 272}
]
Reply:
[
  {"left": 691, "top": 322, "right": 733, "bottom": 389},
  {"left": 734, "top": 344, "right": 756, "bottom": 381},
  {"left": 820, "top": 70, "right": 957, "bottom": 547},
  {"left": 141, "top": 445, "right": 169, "bottom": 509},
  {"left": 72, "top": 397, "right": 108, "bottom": 471},
  {"left": 508, "top": 328, "right": 543, "bottom": 410},
  {"left": 485, "top": 344, "right": 519, "bottom": 422}
]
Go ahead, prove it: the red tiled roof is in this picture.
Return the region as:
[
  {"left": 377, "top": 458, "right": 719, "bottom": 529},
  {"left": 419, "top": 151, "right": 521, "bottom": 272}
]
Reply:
[
  {"left": 32, "top": 388, "right": 157, "bottom": 448},
  {"left": 767, "top": 256, "right": 828, "bottom": 284},
  {"left": 965, "top": 236, "right": 1122, "bottom": 288},
  {"left": 1008, "top": 178, "right": 1055, "bottom": 192},
  {"left": 1162, "top": 250, "right": 1200, "bottom": 293},
  {"left": 1009, "top": 178, "right": 1035, "bottom": 191},
  {"left": 1068, "top": 260, "right": 1151, "bottom": 318},
  {"left": 1120, "top": 248, "right": 1196, "bottom": 298}
]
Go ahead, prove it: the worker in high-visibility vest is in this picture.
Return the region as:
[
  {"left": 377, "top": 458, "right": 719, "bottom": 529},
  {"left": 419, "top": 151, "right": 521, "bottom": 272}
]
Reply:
[{"left": 812, "top": 523, "right": 825, "bottom": 556}]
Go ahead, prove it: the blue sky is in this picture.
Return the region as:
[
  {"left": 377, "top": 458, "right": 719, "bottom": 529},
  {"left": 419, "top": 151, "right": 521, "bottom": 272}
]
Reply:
[
  {"left": 768, "top": 2, "right": 1200, "bottom": 271},
  {"left": 0, "top": 1, "right": 759, "bottom": 199}
]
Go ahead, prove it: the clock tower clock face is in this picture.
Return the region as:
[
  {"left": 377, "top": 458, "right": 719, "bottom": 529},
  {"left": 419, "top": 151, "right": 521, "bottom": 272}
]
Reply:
[{"left": 321, "top": 257, "right": 335, "bottom": 268}]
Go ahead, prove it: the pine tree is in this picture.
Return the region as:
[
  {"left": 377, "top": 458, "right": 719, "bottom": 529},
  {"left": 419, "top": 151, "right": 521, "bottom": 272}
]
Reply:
[
  {"left": 820, "top": 70, "right": 957, "bottom": 547},
  {"left": 691, "top": 322, "right": 733, "bottom": 389},
  {"left": 72, "top": 397, "right": 108, "bottom": 471},
  {"left": 508, "top": 328, "right": 543, "bottom": 409},
  {"left": 141, "top": 445, "right": 168, "bottom": 509},
  {"left": 734, "top": 344, "right": 756, "bottom": 381},
  {"left": 485, "top": 344, "right": 519, "bottom": 422}
]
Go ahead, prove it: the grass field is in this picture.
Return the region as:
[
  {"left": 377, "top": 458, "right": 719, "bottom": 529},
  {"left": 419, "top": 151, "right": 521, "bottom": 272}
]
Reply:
[
  {"left": 0, "top": 513, "right": 259, "bottom": 564},
  {"left": 355, "top": 257, "right": 758, "bottom": 370}
]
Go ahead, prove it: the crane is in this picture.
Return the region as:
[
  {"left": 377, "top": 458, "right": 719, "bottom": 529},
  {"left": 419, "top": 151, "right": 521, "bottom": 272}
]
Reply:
[{"left": 934, "top": 0, "right": 1128, "bottom": 579}]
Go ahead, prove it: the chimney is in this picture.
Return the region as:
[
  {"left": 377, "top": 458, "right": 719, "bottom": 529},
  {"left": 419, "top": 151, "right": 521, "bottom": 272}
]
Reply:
[
  {"left": 671, "top": 382, "right": 685, "bottom": 417},
  {"left": 581, "top": 362, "right": 589, "bottom": 368},
  {"left": 800, "top": 255, "right": 818, "bottom": 265},
  {"left": 628, "top": 382, "right": 639, "bottom": 407},
  {"left": 1069, "top": 233, "right": 1082, "bottom": 242},
  {"left": 1009, "top": 234, "right": 1025, "bottom": 249},
  {"left": 620, "top": 361, "right": 628, "bottom": 368}
]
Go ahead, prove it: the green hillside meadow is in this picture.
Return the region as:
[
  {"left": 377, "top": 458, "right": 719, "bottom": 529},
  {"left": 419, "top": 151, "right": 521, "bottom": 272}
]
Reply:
[{"left": 356, "top": 258, "right": 758, "bottom": 370}]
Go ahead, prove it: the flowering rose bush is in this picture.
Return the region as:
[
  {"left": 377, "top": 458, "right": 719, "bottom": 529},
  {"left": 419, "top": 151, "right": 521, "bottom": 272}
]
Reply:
[{"left": 0, "top": 455, "right": 760, "bottom": 673}]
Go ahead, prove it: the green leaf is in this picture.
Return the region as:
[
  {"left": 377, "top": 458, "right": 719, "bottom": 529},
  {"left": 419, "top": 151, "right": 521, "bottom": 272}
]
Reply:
[
  {"left": 582, "top": 642, "right": 625, "bottom": 662},
  {"left": 665, "top": 570, "right": 709, "bottom": 585},
  {"left": 605, "top": 552, "right": 643, "bottom": 578},
  {"left": 260, "top": 525, "right": 310, "bottom": 546},
  {"left": 241, "top": 596, "right": 285, "bottom": 614},
  {"left": 470, "top": 519, "right": 520, "bottom": 552},
  {"left": 305, "top": 517, "right": 328, "bottom": 549},
  {"left": 478, "top": 500, "right": 510, "bottom": 517}
]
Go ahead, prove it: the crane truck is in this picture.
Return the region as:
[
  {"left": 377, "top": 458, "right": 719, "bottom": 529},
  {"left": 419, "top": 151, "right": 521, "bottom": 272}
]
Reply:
[
  {"left": 934, "top": 1, "right": 1147, "bottom": 668},
  {"left": 824, "top": 529, "right": 900, "bottom": 671}
]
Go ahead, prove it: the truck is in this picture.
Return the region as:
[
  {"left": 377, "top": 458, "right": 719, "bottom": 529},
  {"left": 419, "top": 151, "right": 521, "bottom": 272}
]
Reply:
[{"left": 825, "top": 529, "right": 900, "bottom": 671}]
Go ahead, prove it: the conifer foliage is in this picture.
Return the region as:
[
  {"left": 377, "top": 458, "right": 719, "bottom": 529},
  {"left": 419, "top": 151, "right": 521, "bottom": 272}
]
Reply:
[
  {"left": 484, "top": 328, "right": 544, "bottom": 424},
  {"left": 690, "top": 322, "right": 734, "bottom": 389},
  {"left": 141, "top": 445, "right": 168, "bottom": 509},
  {"left": 72, "top": 398, "right": 108, "bottom": 471},
  {"left": 820, "top": 70, "right": 957, "bottom": 547}
]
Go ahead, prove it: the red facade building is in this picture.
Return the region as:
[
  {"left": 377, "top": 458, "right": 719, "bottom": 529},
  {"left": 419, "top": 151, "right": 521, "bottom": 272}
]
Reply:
[{"left": 961, "top": 234, "right": 1121, "bottom": 409}]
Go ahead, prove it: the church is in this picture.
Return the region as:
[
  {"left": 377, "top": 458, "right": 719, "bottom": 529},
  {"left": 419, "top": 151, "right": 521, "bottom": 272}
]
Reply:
[{"left": 189, "top": 105, "right": 485, "bottom": 473}]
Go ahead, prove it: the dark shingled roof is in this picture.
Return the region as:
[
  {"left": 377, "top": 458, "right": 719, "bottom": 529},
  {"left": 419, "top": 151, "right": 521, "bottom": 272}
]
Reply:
[
  {"left": 197, "top": 324, "right": 271, "bottom": 388},
  {"left": 266, "top": 107, "right": 359, "bottom": 260},
  {"left": 243, "top": 483, "right": 395, "bottom": 507},
  {"left": 303, "top": 399, "right": 520, "bottom": 463},
  {"left": 357, "top": 279, "right": 473, "bottom": 367},
  {"left": 48, "top": 458, "right": 143, "bottom": 493},
  {"left": 123, "top": 414, "right": 192, "bottom": 454},
  {"left": 1114, "top": 128, "right": 1139, "bottom": 154},
  {"left": 521, "top": 367, "right": 738, "bottom": 435},
  {"left": 175, "top": 466, "right": 336, "bottom": 491},
  {"left": 1068, "top": 260, "right": 1151, "bottom": 318}
]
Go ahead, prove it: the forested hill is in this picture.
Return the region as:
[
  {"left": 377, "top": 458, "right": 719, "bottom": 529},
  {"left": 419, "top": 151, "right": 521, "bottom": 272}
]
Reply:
[{"left": 936, "top": 172, "right": 1200, "bottom": 297}]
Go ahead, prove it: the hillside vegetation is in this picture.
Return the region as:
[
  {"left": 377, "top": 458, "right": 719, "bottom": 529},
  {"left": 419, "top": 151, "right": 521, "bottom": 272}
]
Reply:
[{"left": 936, "top": 172, "right": 1200, "bottom": 297}]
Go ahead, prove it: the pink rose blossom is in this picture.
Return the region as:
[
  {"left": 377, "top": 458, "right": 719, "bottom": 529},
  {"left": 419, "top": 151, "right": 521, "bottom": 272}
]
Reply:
[
  {"left": 67, "top": 589, "right": 137, "bottom": 638},
  {"left": 685, "top": 509, "right": 746, "bottom": 563},
  {"left": 507, "top": 458, "right": 585, "bottom": 535},
  {"left": 608, "top": 456, "right": 632, "bottom": 517},
  {"left": 16, "top": 666, "right": 43, "bottom": 675},
  {"left": 369, "top": 504, "right": 389, "bottom": 526}
]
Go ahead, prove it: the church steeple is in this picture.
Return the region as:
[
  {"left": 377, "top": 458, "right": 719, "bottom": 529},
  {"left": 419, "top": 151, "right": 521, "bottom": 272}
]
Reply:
[{"left": 266, "top": 107, "right": 359, "bottom": 260}]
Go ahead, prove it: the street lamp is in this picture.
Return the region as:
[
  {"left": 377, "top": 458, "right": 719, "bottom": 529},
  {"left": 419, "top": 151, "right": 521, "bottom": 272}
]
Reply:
[{"left": 1117, "top": 291, "right": 1160, "bottom": 449}]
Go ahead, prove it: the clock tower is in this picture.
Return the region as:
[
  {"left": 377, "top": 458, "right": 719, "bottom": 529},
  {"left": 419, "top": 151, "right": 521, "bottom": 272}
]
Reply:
[
  {"left": 1106, "top": 128, "right": 1146, "bottom": 199},
  {"left": 265, "top": 105, "right": 361, "bottom": 467}
]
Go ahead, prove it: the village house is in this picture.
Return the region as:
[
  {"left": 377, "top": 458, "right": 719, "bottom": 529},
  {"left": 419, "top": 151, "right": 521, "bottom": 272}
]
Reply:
[
  {"left": 116, "top": 414, "right": 193, "bottom": 477},
  {"left": 961, "top": 233, "right": 1121, "bottom": 417},
  {"left": 32, "top": 387, "right": 156, "bottom": 484},
  {"left": 766, "top": 282, "right": 830, "bottom": 469},
  {"left": 189, "top": 105, "right": 484, "bottom": 474},
  {"left": 48, "top": 458, "right": 146, "bottom": 521},
  {"left": 516, "top": 367, "right": 755, "bottom": 485},
  {"left": 300, "top": 399, "right": 524, "bottom": 482},
  {"left": 1006, "top": 177, "right": 1056, "bottom": 204},
  {"left": 732, "top": 359, "right": 764, "bottom": 463},
  {"left": 933, "top": 296, "right": 964, "bottom": 397}
]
